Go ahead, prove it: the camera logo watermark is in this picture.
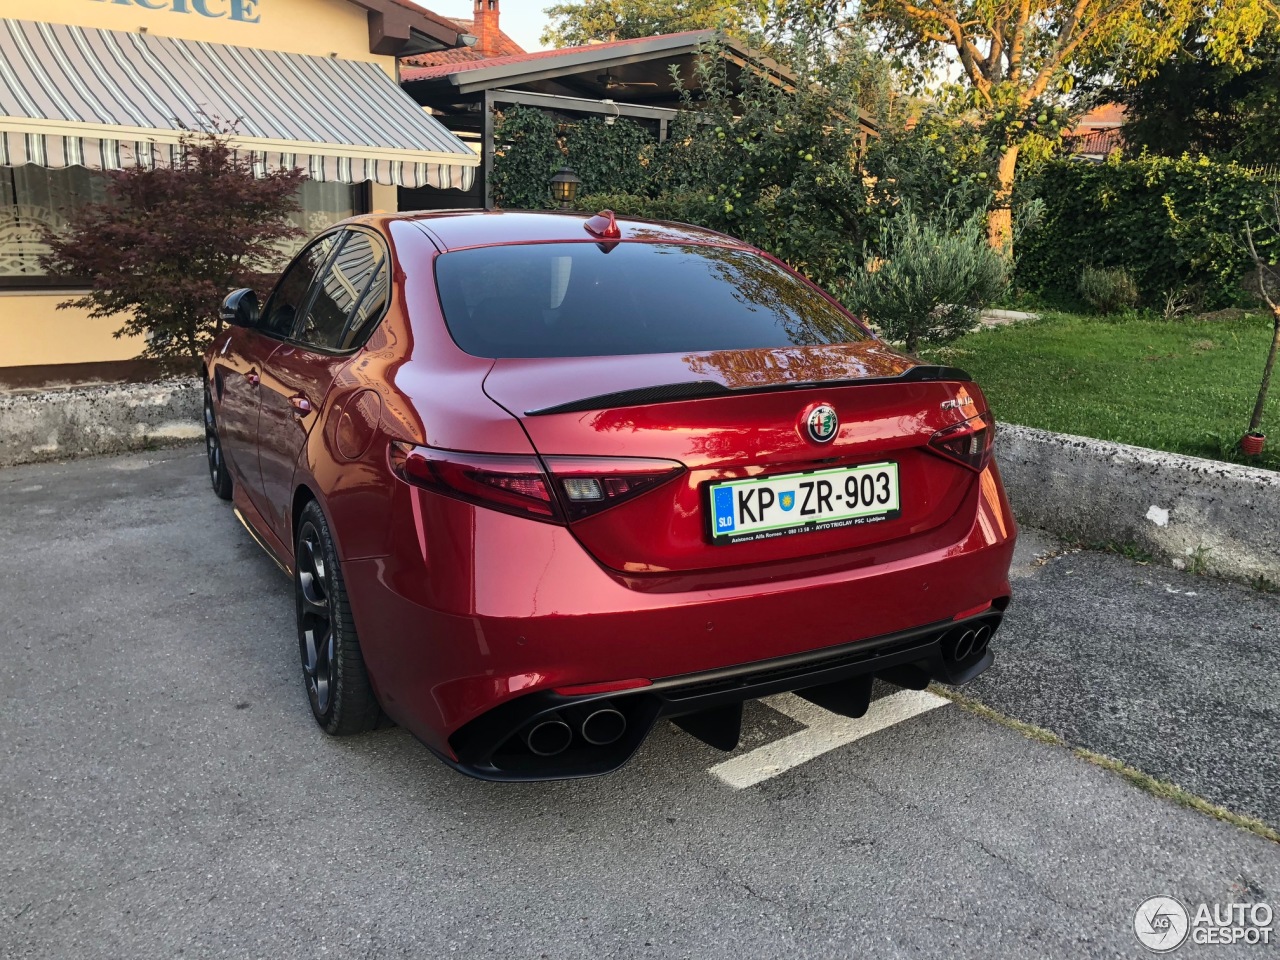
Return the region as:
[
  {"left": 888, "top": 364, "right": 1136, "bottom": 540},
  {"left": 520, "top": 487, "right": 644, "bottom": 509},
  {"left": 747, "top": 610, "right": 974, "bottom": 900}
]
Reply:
[
  {"left": 1135, "top": 896, "right": 1274, "bottom": 952},
  {"left": 1135, "top": 897, "right": 1190, "bottom": 952}
]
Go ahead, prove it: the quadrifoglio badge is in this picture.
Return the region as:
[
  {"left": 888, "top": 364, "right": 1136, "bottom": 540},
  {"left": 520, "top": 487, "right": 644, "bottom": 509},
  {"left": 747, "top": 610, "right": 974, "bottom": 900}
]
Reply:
[{"left": 1134, "top": 896, "right": 1274, "bottom": 952}]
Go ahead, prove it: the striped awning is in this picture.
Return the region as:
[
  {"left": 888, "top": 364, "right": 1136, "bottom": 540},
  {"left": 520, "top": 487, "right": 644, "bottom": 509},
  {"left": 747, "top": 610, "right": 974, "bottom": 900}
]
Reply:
[{"left": 0, "top": 18, "right": 477, "bottom": 190}]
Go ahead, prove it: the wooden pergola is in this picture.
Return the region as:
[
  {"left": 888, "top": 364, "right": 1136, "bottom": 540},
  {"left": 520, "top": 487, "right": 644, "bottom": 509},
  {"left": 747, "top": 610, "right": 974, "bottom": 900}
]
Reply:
[{"left": 399, "top": 30, "right": 878, "bottom": 209}]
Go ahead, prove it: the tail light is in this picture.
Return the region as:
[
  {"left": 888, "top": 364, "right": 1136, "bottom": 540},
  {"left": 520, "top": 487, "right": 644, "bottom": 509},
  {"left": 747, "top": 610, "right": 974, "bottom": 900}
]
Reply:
[
  {"left": 391, "top": 444, "right": 684, "bottom": 523},
  {"left": 927, "top": 411, "right": 995, "bottom": 471},
  {"left": 391, "top": 444, "right": 560, "bottom": 521},
  {"left": 543, "top": 456, "right": 685, "bottom": 521}
]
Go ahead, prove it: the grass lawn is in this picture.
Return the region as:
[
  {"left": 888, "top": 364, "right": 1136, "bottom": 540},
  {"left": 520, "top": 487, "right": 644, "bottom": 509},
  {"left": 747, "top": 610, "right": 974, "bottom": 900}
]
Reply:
[{"left": 918, "top": 311, "right": 1280, "bottom": 472}]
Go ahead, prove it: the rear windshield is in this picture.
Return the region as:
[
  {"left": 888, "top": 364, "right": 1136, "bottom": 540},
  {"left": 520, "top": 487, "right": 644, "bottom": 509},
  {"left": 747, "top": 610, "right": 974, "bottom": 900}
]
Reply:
[{"left": 433, "top": 241, "right": 868, "bottom": 359}]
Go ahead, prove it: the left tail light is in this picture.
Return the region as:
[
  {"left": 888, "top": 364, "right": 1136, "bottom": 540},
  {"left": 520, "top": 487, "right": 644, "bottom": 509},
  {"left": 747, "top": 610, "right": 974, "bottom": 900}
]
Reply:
[
  {"left": 391, "top": 444, "right": 560, "bottom": 522},
  {"left": 390, "top": 444, "right": 684, "bottom": 523},
  {"left": 927, "top": 411, "right": 995, "bottom": 472}
]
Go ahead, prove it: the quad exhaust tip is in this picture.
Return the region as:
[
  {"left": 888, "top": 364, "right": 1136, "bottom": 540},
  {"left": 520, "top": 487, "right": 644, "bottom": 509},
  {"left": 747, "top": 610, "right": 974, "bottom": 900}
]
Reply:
[
  {"left": 971, "top": 624, "right": 992, "bottom": 657},
  {"left": 521, "top": 706, "right": 628, "bottom": 756},
  {"left": 524, "top": 717, "right": 573, "bottom": 756},
  {"left": 580, "top": 707, "right": 627, "bottom": 746},
  {"left": 944, "top": 621, "right": 994, "bottom": 665}
]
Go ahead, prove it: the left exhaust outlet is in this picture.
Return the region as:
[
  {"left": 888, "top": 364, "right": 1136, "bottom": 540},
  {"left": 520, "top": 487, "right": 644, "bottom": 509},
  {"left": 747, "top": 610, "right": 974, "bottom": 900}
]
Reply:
[{"left": 524, "top": 717, "right": 573, "bottom": 756}]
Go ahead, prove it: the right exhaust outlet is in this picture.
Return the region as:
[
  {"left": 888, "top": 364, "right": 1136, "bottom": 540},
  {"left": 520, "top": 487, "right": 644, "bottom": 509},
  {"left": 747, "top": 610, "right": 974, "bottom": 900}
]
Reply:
[
  {"left": 578, "top": 706, "right": 627, "bottom": 746},
  {"left": 970, "top": 624, "right": 992, "bottom": 657}
]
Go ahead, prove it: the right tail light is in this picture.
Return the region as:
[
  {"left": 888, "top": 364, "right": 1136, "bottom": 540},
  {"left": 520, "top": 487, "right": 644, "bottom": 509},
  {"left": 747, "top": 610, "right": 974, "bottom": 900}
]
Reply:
[{"left": 927, "top": 412, "right": 995, "bottom": 472}]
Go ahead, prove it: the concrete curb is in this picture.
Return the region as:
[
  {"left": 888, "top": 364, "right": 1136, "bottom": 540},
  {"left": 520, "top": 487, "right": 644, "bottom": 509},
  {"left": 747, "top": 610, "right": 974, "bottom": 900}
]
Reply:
[
  {"left": 0, "top": 382, "right": 1275, "bottom": 584},
  {"left": 996, "top": 424, "right": 1280, "bottom": 585},
  {"left": 0, "top": 378, "right": 202, "bottom": 468}
]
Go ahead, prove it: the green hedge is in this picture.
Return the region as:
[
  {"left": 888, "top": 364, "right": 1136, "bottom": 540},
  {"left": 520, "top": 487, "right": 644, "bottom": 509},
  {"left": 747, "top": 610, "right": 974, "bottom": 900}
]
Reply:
[
  {"left": 491, "top": 106, "right": 656, "bottom": 210},
  {"left": 1017, "top": 155, "right": 1279, "bottom": 308}
]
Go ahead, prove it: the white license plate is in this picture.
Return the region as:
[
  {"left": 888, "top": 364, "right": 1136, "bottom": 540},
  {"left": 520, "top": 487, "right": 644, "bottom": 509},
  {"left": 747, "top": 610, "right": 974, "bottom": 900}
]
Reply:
[{"left": 707, "top": 462, "right": 900, "bottom": 545}]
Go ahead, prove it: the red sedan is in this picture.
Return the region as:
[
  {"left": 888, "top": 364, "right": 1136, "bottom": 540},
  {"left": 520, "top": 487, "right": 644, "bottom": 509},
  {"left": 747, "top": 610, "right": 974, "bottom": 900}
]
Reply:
[{"left": 204, "top": 210, "right": 1016, "bottom": 781}]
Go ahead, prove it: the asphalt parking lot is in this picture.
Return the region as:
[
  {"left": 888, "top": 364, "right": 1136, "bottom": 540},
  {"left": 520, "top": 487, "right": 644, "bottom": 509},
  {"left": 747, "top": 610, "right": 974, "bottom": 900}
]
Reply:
[{"left": 3, "top": 445, "right": 1279, "bottom": 959}]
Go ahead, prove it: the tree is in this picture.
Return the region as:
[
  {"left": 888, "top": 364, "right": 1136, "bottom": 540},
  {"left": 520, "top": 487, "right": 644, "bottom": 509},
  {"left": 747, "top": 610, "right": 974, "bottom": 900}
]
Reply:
[
  {"left": 646, "top": 29, "right": 887, "bottom": 288},
  {"left": 42, "top": 132, "right": 304, "bottom": 371},
  {"left": 490, "top": 105, "right": 562, "bottom": 208},
  {"left": 847, "top": 0, "right": 1278, "bottom": 249},
  {"left": 540, "top": 0, "right": 783, "bottom": 47},
  {"left": 1118, "top": 25, "right": 1280, "bottom": 165},
  {"left": 841, "top": 205, "right": 1008, "bottom": 350},
  {"left": 1242, "top": 197, "right": 1280, "bottom": 443}
]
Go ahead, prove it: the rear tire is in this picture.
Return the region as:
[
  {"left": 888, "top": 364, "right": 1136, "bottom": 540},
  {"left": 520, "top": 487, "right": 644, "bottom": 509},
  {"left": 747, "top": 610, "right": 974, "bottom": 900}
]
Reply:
[
  {"left": 294, "top": 500, "right": 381, "bottom": 735},
  {"left": 204, "top": 385, "right": 233, "bottom": 501}
]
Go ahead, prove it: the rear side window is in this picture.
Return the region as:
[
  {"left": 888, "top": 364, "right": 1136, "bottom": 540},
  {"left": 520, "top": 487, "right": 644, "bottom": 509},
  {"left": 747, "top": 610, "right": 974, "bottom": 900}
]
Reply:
[
  {"left": 298, "top": 230, "right": 384, "bottom": 351},
  {"left": 341, "top": 258, "right": 389, "bottom": 350},
  {"left": 433, "top": 242, "right": 867, "bottom": 359}
]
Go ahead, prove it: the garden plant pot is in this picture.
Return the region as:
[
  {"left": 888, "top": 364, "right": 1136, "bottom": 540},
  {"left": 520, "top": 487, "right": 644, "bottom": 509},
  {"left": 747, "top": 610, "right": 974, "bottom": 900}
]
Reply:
[{"left": 1240, "top": 432, "right": 1266, "bottom": 456}]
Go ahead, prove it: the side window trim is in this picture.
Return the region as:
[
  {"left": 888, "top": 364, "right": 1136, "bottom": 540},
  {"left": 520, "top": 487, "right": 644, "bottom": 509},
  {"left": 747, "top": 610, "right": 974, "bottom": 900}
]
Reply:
[
  {"left": 338, "top": 253, "right": 388, "bottom": 350},
  {"left": 288, "top": 229, "right": 350, "bottom": 343}
]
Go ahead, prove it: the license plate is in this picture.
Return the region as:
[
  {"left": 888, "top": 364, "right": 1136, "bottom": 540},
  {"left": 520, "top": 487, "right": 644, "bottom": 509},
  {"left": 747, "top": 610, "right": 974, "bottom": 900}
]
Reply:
[{"left": 707, "top": 462, "right": 900, "bottom": 545}]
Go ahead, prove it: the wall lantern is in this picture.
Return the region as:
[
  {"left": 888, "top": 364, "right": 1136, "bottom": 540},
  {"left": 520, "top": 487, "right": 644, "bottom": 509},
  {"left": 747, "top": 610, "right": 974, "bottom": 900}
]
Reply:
[{"left": 550, "top": 166, "right": 581, "bottom": 209}]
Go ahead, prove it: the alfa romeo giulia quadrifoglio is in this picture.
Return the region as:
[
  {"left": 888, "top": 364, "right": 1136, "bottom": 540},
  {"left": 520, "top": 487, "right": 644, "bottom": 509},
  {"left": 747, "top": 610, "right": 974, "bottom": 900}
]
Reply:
[{"left": 204, "top": 209, "right": 1016, "bottom": 781}]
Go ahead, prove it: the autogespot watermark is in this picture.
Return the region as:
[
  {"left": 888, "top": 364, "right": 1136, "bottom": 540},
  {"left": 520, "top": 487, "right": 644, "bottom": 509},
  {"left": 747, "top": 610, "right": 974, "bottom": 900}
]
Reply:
[{"left": 1134, "top": 896, "right": 1274, "bottom": 952}]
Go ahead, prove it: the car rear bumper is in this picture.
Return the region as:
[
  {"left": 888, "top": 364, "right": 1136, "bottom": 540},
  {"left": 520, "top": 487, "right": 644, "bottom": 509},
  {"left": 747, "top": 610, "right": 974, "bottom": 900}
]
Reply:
[
  {"left": 439, "top": 607, "right": 1005, "bottom": 780},
  {"left": 342, "top": 463, "right": 1016, "bottom": 775}
]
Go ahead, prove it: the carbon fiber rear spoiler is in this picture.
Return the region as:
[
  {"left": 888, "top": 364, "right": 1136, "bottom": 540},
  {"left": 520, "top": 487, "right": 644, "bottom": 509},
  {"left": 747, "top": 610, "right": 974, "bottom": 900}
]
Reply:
[{"left": 525, "top": 365, "right": 973, "bottom": 416}]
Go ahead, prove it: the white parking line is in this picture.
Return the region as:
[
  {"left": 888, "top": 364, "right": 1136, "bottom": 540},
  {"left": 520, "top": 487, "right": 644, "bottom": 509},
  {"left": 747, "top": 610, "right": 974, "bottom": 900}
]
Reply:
[{"left": 709, "top": 689, "right": 949, "bottom": 789}]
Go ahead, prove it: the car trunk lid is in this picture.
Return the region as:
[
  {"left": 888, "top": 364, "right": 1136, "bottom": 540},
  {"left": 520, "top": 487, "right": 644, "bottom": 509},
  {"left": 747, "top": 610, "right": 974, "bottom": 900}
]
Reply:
[{"left": 483, "top": 344, "right": 988, "bottom": 574}]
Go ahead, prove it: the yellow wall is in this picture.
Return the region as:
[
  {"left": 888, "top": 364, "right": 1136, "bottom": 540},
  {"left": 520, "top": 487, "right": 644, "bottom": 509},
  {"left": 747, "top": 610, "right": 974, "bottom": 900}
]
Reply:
[
  {"left": 33, "top": 0, "right": 394, "bottom": 73},
  {"left": 0, "top": 292, "right": 146, "bottom": 368},
  {"left": 1, "top": 0, "right": 409, "bottom": 368}
]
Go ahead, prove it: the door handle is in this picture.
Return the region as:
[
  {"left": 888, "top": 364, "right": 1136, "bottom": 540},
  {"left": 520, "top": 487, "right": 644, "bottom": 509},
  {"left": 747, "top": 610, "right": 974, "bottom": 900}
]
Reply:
[
  {"left": 245, "top": 370, "right": 260, "bottom": 387},
  {"left": 289, "top": 395, "right": 313, "bottom": 417}
]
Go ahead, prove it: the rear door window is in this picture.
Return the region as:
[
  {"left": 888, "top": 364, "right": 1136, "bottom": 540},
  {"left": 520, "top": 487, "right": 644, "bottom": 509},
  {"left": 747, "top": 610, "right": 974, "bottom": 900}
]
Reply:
[{"left": 433, "top": 242, "right": 868, "bottom": 359}]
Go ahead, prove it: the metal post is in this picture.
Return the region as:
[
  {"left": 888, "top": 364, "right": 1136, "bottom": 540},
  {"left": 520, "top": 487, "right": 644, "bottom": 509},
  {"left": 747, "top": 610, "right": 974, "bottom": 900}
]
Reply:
[{"left": 482, "top": 89, "right": 494, "bottom": 210}]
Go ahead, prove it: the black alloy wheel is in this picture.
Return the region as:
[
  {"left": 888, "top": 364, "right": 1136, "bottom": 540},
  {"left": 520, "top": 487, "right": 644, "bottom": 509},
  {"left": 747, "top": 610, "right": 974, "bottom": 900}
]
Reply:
[
  {"left": 294, "top": 500, "right": 381, "bottom": 735},
  {"left": 205, "top": 386, "right": 233, "bottom": 501}
]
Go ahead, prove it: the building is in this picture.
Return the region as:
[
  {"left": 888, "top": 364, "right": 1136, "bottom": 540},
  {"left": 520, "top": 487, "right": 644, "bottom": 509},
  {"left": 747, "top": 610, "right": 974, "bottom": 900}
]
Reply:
[
  {"left": 400, "top": 29, "right": 879, "bottom": 210},
  {"left": 1065, "top": 103, "right": 1126, "bottom": 161},
  {"left": 403, "top": 0, "right": 524, "bottom": 68},
  {"left": 0, "top": 0, "right": 479, "bottom": 385}
]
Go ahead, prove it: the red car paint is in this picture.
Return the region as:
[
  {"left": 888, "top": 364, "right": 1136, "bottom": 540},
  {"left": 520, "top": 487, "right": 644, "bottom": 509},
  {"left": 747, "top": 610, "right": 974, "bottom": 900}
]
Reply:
[{"left": 206, "top": 210, "right": 1016, "bottom": 780}]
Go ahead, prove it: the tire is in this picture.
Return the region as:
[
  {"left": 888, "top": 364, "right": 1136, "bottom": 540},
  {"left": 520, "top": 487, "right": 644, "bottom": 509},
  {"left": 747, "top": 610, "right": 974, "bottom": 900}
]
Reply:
[
  {"left": 294, "top": 500, "right": 381, "bottom": 735},
  {"left": 204, "top": 385, "right": 233, "bottom": 501}
]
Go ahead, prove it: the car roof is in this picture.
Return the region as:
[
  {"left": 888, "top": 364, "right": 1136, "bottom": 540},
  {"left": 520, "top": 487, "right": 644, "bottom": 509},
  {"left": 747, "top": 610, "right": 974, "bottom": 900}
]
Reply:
[{"left": 376, "top": 209, "right": 750, "bottom": 253}]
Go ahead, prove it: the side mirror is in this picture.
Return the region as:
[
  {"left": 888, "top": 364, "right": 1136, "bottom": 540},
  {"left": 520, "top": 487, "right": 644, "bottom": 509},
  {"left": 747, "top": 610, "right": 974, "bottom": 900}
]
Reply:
[{"left": 221, "top": 289, "right": 259, "bottom": 328}]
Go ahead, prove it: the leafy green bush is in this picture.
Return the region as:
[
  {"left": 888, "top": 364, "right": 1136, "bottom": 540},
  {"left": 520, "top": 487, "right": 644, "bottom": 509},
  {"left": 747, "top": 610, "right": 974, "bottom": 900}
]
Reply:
[
  {"left": 1017, "top": 154, "right": 1280, "bottom": 308},
  {"left": 575, "top": 191, "right": 707, "bottom": 224},
  {"left": 561, "top": 116, "right": 655, "bottom": 197},
  {"left": 860, "top": 109, "right": 996, "bottom": 225},
  {"left": 490, "top": 106, "right": 561, "bottom": 209},
  {"left": 491, "top": 31, "right": 885, "bottom": 291},
  {"left": 1078, "top": 265, "right": 1140, "bottom": 313},
  {"left": 839, "top": 207, "right": 1008, "bottom": 351}
]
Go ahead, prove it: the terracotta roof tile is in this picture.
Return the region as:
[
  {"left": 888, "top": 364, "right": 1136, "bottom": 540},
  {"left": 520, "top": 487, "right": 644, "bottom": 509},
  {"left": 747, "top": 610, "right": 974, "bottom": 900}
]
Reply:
[
  {"left": 1066, "top": 128, "right": 1125, "bottom": 156},
  {"left": 403, "top": 15, "right": 525, "bottom": 66}
]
